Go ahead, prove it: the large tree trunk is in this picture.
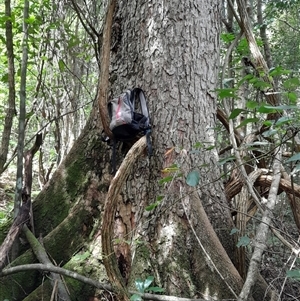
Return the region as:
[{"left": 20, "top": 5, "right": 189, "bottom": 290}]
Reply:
[{"left": 103, "top": 0, "right": 258, "bottom": 300}]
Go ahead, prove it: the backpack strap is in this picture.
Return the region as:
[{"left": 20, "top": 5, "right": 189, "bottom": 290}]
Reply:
[
  {"left": 131, "top": 88, "right": 151, "bottom": 128},
  {"left": 131, "top": 88, "right": 152, "bottom": 157}
]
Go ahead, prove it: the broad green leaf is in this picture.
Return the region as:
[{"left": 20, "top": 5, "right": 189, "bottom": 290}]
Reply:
[
  {"left": 220, "top": 33, "right": 235, "bottom": 43},
  {"left": 286, "top": 270, "right": 300, "bottom": 280},
  {"left": 229, "top": 108, "right": 244, "bottom": 119},
  {"left": 263, "top": 105, "right": 298, "bottom": 111},
  {"left": 236, "top": 117, "right": 259, "bottom": 129},
  {"left": 193, "top": 142, "right": 203, "bottom": 148},
  {"left": 283, "top": 77, "right": 300, "bottom": 90},
  {"left": 262, "top": 129, "right": 277, "bottom": 138},
  {"left": 58, "top": 59, "right": 65, "bottom": 72},
  {"left": 145, "top": 202, "right": 159, "bottom": 211},
  {"left": 143, "top": 276, "right": 154, "bottom": 289},
  {"left": 275, "top": 116, "right": 295, "bottom": 127},
  {"left": 156, "top": 195, "right": 164, "bottom": 201},
  {"left": 286, "top": 153, "right": 300, "bottom": 163},
  {"left": 230, "top": 228, "right": 240, "bottom": 235},
  {"left": 269, "top": 66, "right": 290, "bottom": 76},
  {"left": 186, "top": 170, "right": 200, "bottom": 187},
  {"left": 147, "top": 287, "right": 165, "bottom": 293},
  {"left": 135, "top": 279, "right": 144, "bottom": 293},
  {"left": 263, "top": 120, "right": 274, "bottom": 127},
  {"left": 218, "top": 155, "right": 235, "bottom": 165},
  {"left": 237, "top": 236, "right": 250, "bottom": 247},
  {"left": 257, "top": 105, "right": 276, "bottom": 113},
  {"left": 73, "top": 251, "right": 90, "bottom": 261},
  {"left": 159, "top": 176, "right": 173, "bottom": 185},
  {"left": 216, "top": 88, "right": 237, "bottom": 99},
  {"left": 246, "top": 101, "right": 259, "bottom": 109},
  {"left": 130, "top": 294, "right": 142, "bottom": 301},
  {"left": 286, "top": 92, "right": 297, "bottom": 103}
]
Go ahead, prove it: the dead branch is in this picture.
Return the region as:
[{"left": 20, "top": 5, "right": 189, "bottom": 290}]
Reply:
[
  {"left": 23, "top": 225, "right": 71, "bottom": 301},
  {"left": 0, "top": 201, "right": 30, "bottom": 270},
  {"left": 0, "top": 263, "right": 238, "bottom": 301},
  {"left": 0, "top": 133, "right": 42, "bottom": 270},
  {"left": 237, "top": 146, "right": 282, "bottom": 301}
]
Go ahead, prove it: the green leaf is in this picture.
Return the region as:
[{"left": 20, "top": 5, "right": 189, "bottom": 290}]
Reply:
[
  {"left": 286, "top": 92, "right": 297, "bottom": 103},
  {"left": 130, "top": 294, "right": 142, "bottom": 301},
  {"left": 58, "top": 59, "right": 65, "bottom": 72},
  {"left": 220, "top": 33, "right": 235, "bottom": 43},
  {"left": 230, "top": 228, "right": 240, "bottom": 235},
  {"left": 186, "top": 170, "right": 200, "bottom": 187},
  {"left": 237, "top": 236, "right": 250, "bottom": 247},
  {"left": 143, "top": 276, "right": 154, "bottom": 290},
  {"left": 286, "top": 153, "right": 300, "bottom": 163},
  {"left": 283, "top": 77, "right": 300, "bottom": 90},
  {"left": 246, "top": 101, "right": 259, "bottom": 109},
  {"left": 286, "top": 270, "right": 300, "bottom": 280},
  {"left": 73, "top": 251, "right": 90, "bottom": 261},
  {"left": 159, "top": 176, "right": 173, "bottom": 185},
  {"left": 218, "top": 155, "right": 235, "bottom": 165},
  {"left": 263, "top": 120, "right": 274, "bottom": 127},
  {"left": 26, "top": 111, "right": 35, "bottom": 119},
  {"left": 264, "top": 105, "right": 298, "bottom": 111},
  {"left": 257, "top": 105, "right": 276, "bottom": 113},
  {"left": 147, "top": 286, "right": 165, "bottom": 293},
  {"left": 275, "top": 116, "right": 295, "bottom": 127},
  {"left": 229, "top": 108, "right": 244, "bottom": 119},
  {"left": 135, "top": 279, "right": 144, "bottom": 293},
  {"left": 262, "top": 129, "right": 277, "bottom": 138},
  {"left": 269, "top": 66, "right": 291, "bottom": 77},
  {"left": 216, "top": 88, "right": 237, "bottom": 99},
  {"left": 156, "top": 195, "right": 164, "bottom": 201},
  {"left": 145, "top": 202, "right": 159, "bottom": 211},
  {"left": 236, "top": 117, "right": 259, "bottom": 129}
]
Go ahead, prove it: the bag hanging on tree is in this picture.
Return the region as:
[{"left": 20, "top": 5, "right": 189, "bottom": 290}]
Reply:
[{"left": 106, "top": 87, "right": 152, "bottom": 173}]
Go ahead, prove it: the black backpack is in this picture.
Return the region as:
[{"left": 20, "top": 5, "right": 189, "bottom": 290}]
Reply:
[{"left": 105, "top": 88, "right": 152, "bottom": 173}]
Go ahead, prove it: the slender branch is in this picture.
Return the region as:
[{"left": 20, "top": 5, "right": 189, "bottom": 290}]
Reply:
[
  {"left": 0, "top": 263, "right": 238, "bottom": 301},
  {"left": 237, "top": 146, "right": 282, "bottom": 301},
  {"left": 97, "top": 0, "right": 116, "bottom": 138},
  {"left": 23, "top": 225, "right": 71, "bottom": 301},
  {"left": 0, "top": 0, "right": 16, "bottom": 175}
]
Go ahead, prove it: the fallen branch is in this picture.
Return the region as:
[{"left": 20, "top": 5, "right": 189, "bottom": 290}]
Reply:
[
  {"left": 23, "top": 225, "right": 71, "bottom": 301},
  {"left": 0, "top": 263, "right": 238, "bottom": 301}
]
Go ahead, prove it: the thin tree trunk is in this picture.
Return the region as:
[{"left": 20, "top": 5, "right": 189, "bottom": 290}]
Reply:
[
  {"left": 237, "top": 146, "right": 282, "bottom": 301},
  {"left": 0, "top": 0, "right": 16, "bottom": 174}
]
